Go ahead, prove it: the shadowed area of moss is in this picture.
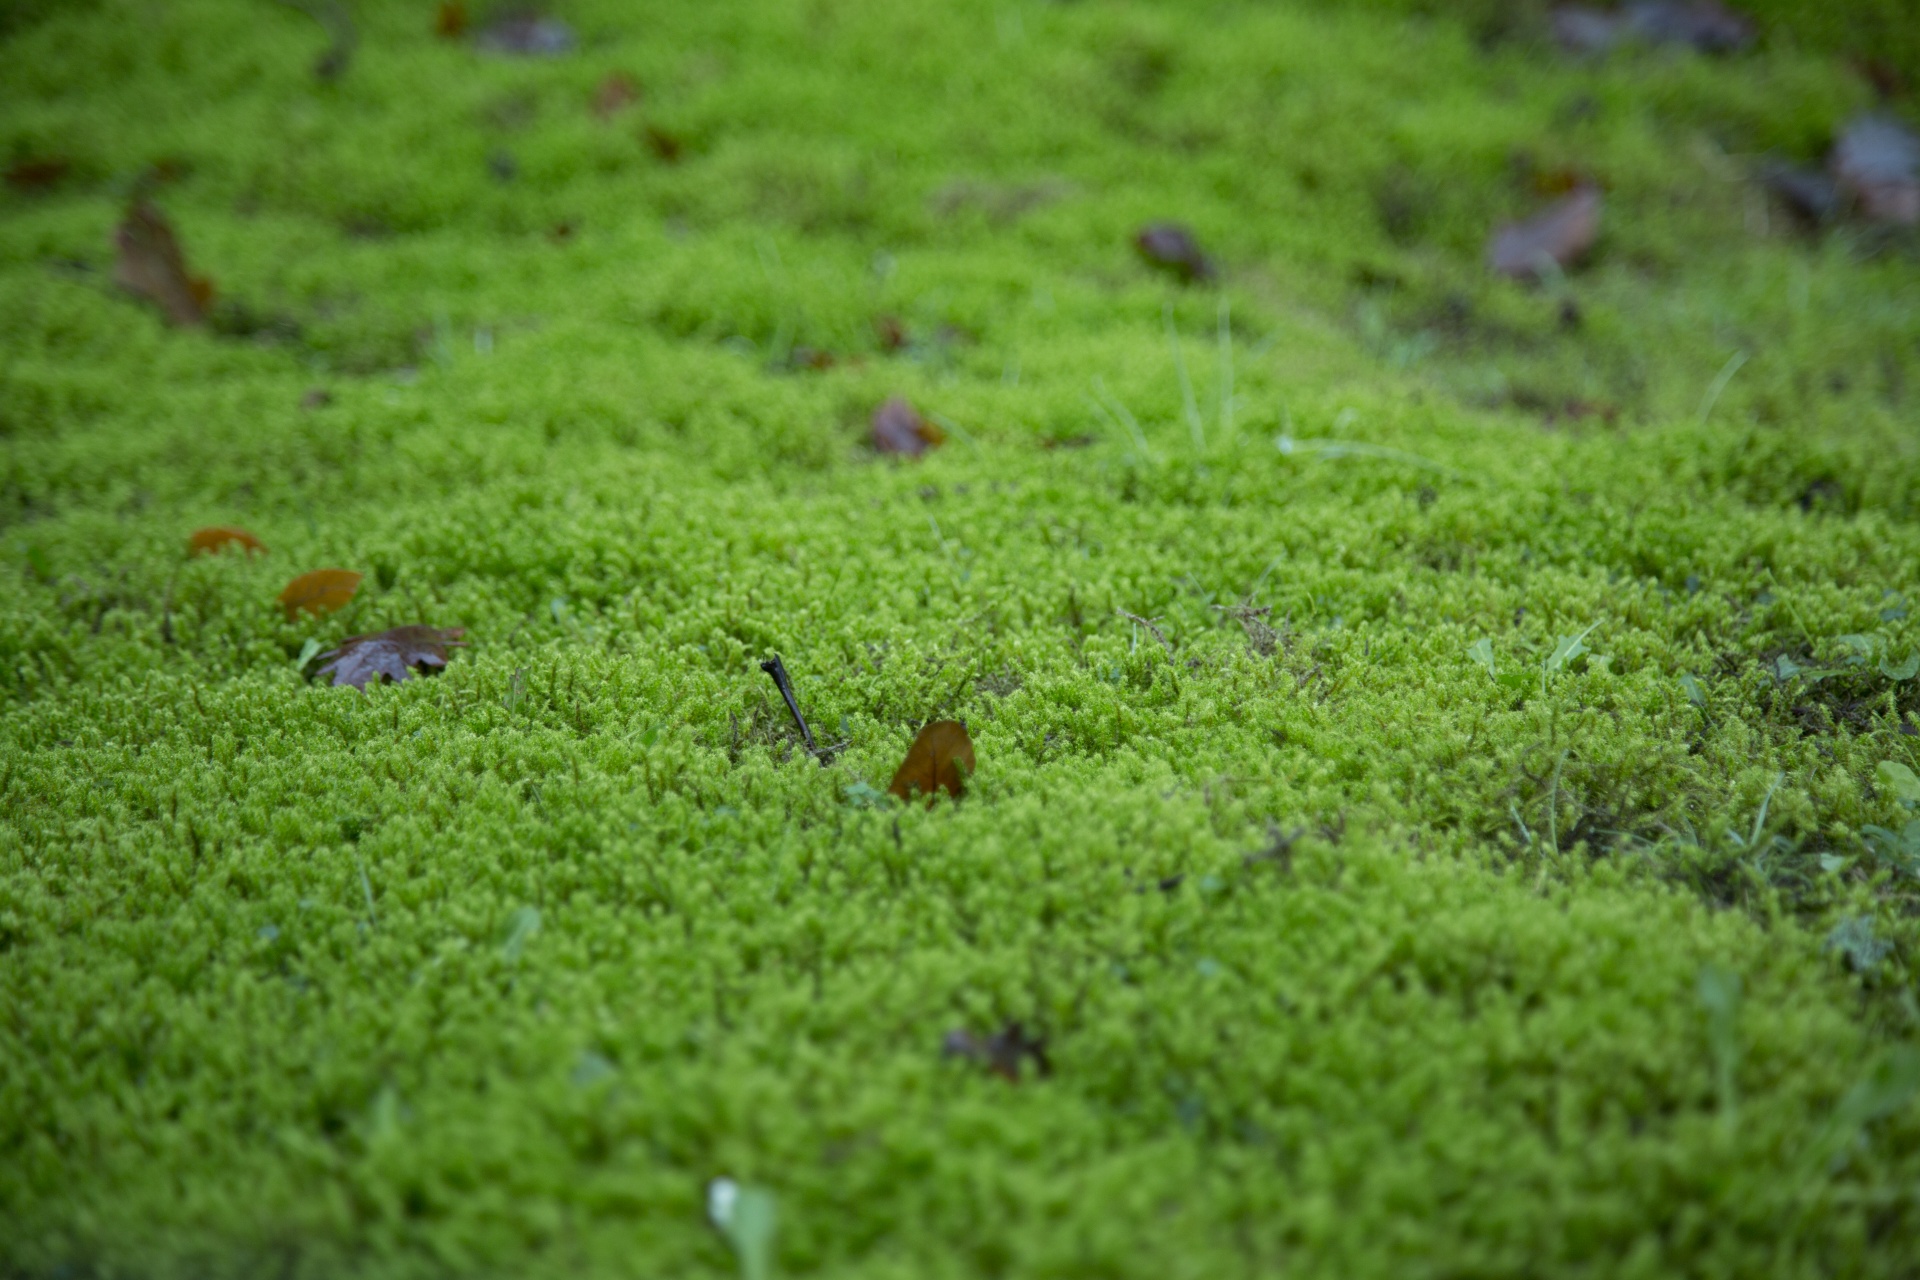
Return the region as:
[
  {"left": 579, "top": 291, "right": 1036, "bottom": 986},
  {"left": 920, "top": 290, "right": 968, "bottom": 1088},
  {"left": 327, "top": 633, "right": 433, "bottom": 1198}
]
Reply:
[{"left": 3, "top": 1, "right": 1920, "bottom": 1276}]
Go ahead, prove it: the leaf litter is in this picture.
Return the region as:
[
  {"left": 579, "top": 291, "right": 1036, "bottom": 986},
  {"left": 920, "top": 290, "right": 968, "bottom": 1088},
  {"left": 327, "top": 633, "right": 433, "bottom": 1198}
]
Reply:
[
  {"left": 314, "top": 626, "right": 467, "bottom": 690},
  {"left": 278, "top": 568, "right": 363, "bottom": 619},
  {"left": 188, "top": 526, "right": 266, "bottom": 556},
  {"left": 888, "top": 720, "right": 975, "bottom": 804},
  {"left": 871, "top": 396, "right": 945, "bottom": 457},
  {"left": 1487, "top": 184, "right": 1602, "bottom": 280},
  {"left": 114, "top": 201, "right": 213, "bottom": 327}
]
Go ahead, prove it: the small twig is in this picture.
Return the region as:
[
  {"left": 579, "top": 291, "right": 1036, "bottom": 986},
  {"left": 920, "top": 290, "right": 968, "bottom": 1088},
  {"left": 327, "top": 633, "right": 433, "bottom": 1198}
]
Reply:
[
  {"left": 759, "top": 655, "right": 829, "bottom": 766},
  {"left": 1116, "top": 609, "right": 1174, "bottom": 656}
]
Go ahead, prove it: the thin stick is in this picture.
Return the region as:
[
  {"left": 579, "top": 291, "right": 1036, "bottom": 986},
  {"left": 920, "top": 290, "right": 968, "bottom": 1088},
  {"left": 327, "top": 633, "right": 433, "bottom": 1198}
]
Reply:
[
  {"left": 759, "top": 655, "right": 827, "bottom": 765},
  {"left": 1116, "top": 609, "right": 1174, "bottom": 656}
]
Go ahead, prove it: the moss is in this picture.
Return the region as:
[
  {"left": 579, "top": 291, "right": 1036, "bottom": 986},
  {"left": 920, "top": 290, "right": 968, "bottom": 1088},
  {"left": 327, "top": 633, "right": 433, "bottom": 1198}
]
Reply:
[{"left": 4, "top": 0, "right": 1920, "bottom": 1275}]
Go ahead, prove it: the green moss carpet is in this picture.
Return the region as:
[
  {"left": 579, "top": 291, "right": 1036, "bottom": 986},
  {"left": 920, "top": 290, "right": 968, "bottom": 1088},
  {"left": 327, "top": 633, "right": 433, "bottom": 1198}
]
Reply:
[{"left": 4, "top": 1, "right": 1920, "bottom": 1275}]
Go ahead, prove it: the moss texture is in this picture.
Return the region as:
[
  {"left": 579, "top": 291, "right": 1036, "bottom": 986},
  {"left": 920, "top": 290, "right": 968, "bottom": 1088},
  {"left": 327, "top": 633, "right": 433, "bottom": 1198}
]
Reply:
[{"left": 4, "top": 1, "right": 1920, "bottom": 1276}]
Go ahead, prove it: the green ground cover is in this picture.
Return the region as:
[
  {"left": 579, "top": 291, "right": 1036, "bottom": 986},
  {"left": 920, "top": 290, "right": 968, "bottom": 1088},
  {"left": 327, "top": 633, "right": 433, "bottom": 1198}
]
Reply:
[{"left": 4, "top": 1, "right": 1920, "bottom": 1275}]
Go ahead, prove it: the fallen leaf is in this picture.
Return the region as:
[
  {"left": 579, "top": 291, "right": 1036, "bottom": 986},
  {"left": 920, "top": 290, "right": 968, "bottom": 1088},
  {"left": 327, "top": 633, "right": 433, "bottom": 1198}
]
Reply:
[
  {"left": 871, "top": 396, "right": 945, "bottom": 458},
  {"left": 642, "top": 125, "right": 684, "bottom": 163},
  {"left": 5, "top": 157, "right": 70, "bottom": 192},
  {"left": 873, "top": 314, "right": 908, "bottom": 351},
  {"left": 476, "top": 12, "right": 576, "bottom": 56},
  {"left": 189, "top": 526, "right": 266, "bottom": 556},
  {"left": 1831, "top": 115, "right": 1920, "bottom": 226},
  {"left": 592, "top": 72, "right": 640, "bottom": 119},
  {"left": 434, "top": 0, "right": 467, "bottom": 38},
  {"left": 1134, "top": 222, "right": 1215, "bottom": 283},
  {"left": 113, "top": 201, "right": 212, "bottom": 327},
  {"left": 315, "top": 625, "right": 466, "bottom": 690},
  {"left": 278, "top": 568, "right": 363, "bottom": 619},
  {"left": 1487, "top": 184, "right": 1602, "bottom": 280},
  {"left": 888, "top": 719, "right": 975, "bottom": 803},
  {"left": 943, "top": 1022, "right": 1050, "bottom": 1081},
  {"left": 301, "top": 387, "right": 334, "bottom": 409}
]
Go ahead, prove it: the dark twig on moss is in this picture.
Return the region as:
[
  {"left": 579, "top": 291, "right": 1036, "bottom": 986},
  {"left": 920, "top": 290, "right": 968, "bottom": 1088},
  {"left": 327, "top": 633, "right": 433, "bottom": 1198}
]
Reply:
[{"left": 760, "top": 655, "right": 830, "bottom": 766}]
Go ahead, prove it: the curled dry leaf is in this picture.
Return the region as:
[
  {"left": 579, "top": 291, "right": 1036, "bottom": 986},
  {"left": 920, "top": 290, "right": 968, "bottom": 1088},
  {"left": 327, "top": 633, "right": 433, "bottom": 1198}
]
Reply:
[
  {"left": 592, "top": 73, "right": 640, "bottom": 119},
  {"left": 314, "top": 625, "right": 467, "bottom": 690},
  {"left": 114, "top": 201, "right": 213, "bottom": 327},
  {"left": 1831, "top": 115, "right": 1920, "bottom": 226},
  {"left": 1134, "top": 222, "right": 1215, "bottom": 283},
  {"left": 888, "top": 719, "right": 975, "bottom": 804},
  {"left": 871, "top": 396, "right": 945, "bottom": 458},
  {"left": 943, "top": 1022, "right": 1050, "bottom": 1082},
  {"left": 1487, "top": 184, "right": 1602, "bottom": 280},
  {"left": 278, "top": 568, "right": 362, "bottom": 619},
  {"left": 477, "top": 13, "right": 576, "bottom": 56},
  {"left": 189, "top": 526, "right": 266, "bottom": 556}
]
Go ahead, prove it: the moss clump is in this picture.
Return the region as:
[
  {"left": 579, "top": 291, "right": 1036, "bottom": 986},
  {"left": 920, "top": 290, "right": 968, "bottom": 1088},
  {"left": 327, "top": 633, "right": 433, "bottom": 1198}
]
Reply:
[{"left": 4, "top": 1, "right": 1920, "bottom": 1275}]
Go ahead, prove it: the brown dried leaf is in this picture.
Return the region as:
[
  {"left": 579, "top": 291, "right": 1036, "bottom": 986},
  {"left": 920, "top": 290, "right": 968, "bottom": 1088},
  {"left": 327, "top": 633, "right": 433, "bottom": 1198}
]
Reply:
[
  {"left": 5, "top": 157, "right": 71, "bottom": 192},
  {"left": 643, "top": 125, "right": 684, "bottom": 163},
  {"left": 871, "top": 396, "right": 945, "bottom": 458},
  {"left": 888, "top": 720, "right": 975, "bottom": 804},
  {"left": 315, "top": 625, "right": 466, "bottom": 690},
  {"left": 278, "top": 568, "right": 362, "bottom": 619},
  {"left": 434, "top": 0, "right": 467, "bottom": 38},
  {"left": 1134, "top": 222, "right": 1215, "bottom": 283},
  {"left": 942, "top": 1022, "right": 1050, "bottom": 1082},
  {"left": 592, "top": 73, "right": 640, "bottom": 119},
  {"left": 1831, "top": 115, "right": 1920, "bottom": 226},
  {"left": 188, "top": 526, "right": 266, "bottom": 556},
  {"left": 114, "top": 201, "right": 212, "bottom": 327},
  {"left": 1487, "top": 184, "right": 1602, "bottom": 280}
]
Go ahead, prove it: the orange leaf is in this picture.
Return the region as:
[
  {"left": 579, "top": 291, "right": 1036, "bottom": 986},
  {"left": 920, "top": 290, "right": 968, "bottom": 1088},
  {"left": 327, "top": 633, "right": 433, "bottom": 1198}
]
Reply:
[
  {"left": 887, "top": 720, "right": 975, "bottom": 805},
  {"left": 188, "top": 525, "right": 266, "bottom": 556},
  {"left": 278, "top": 569, "right": 362, "bottom": 619},
  {"left": 434, "top": 0, "right": 467, "bottom": 38},
  {"left": 114, "top": 201, "right": 209, "bottom": 327}
]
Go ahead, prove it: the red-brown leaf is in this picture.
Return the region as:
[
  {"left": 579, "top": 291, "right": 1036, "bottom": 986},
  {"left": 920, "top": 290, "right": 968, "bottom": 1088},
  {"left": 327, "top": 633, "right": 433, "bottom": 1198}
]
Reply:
[
  {"left": 114, "top": 201, "right": 212, "bottom": 327},
  {"left": 189, "top": 525, "right": 266, "bottom": 556},
  {"left": 315, "top": 626, "right": 467, "bottom": 690},
  {"left": 434, "top": 0, "right": 467, "bottom": 38},
  {"left": 5, "top": 157, "right": 71, "bottom": 192},
  {"left": 871, "top": 396, "right": 945, "bottom": 458},
  {"left": 1487, "top": 185, "right": 1602, "bottom": 280},
  {"left": 278, "top": 568, "right": 362, "bottom": 619},
  {"left": 888, "top": 720, "right": 975, "bottom": 804},
  {"left": 1134, "top": 223, "right": 1215, "bottom": 283}
]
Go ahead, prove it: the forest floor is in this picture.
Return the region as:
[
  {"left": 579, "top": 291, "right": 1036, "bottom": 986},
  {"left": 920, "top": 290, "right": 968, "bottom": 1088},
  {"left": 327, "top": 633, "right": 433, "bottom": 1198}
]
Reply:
[{"left": 4, "top": 1, "right": 1920, "bottom": 1276}]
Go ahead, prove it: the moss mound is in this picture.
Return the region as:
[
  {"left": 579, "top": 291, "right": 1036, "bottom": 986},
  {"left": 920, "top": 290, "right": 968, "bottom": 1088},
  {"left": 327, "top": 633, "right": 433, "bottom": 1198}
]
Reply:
[{"left": 4, "top": 1, "right": 1920, "bottom": 1276}]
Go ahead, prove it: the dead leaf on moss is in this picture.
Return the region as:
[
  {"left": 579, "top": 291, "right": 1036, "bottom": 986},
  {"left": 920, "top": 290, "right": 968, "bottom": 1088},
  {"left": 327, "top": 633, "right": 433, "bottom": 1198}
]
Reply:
[
  {"left": 113, "top": 201, "right": 212, "bottom": 326},
  {"left": 278, "top": 568, "right": 362, "bottom": 619},
  {"left": 873, "top": 314, "right": 908, "bottom": 351},
  {"left": 888, "top": 720, "right": 974, "bottom": 804},
  {"left": 189, "top": 526, "right": 266, "bottom": 556},
  {"left": 315, "top": 625, "right": 467, "bottom": 690},
  {"left": 592, "top": 73, "right": 640, "bottom": 119},
  {"left": 1134, "top": 222, "right": 1215, "bottom": 283},
  {"left": 943, "top": 1022, "right": 1049, "bottom": 1081},
  {"left": 643, "top": 125, "right": 684, "bottom": 163},
  {"left": 872, "top": 396, "right": 944, "bottom": 458},
  {"left": 5, "top": 157, "right": 70, "bottom": 192},
  {"left": 434, "top": 0, "right": 467, "bottom": 38},
  {"left": 1488, "top": 184, "right": 1602, "bottom": 280},
  {"left": 1831, "top": 115, "right": 1920, "bottom": 225}
]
